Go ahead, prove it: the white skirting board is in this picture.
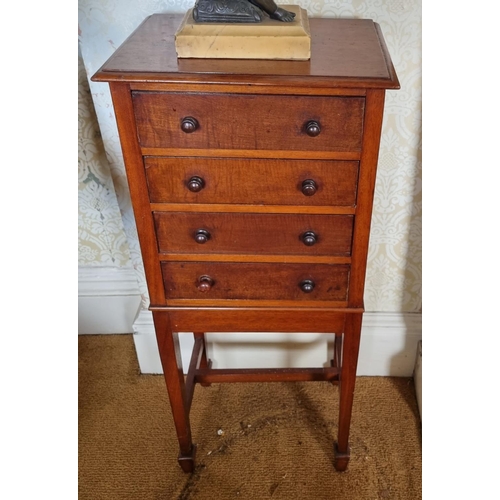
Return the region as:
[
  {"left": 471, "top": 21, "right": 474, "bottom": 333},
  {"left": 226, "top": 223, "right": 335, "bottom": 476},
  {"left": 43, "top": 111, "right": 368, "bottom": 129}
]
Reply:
[
  {"left": 132, "top": 309, "right": 422, "bottom": 377},
  {"left": 78, "top": 266, "right": 142, "bottom": 334}
]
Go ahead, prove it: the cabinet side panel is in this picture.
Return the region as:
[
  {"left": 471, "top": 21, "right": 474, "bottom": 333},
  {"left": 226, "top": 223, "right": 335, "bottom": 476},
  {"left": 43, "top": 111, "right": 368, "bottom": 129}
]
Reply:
[
  {"left": 348, "top": 89, "right": 386, "bottom": 307},
  {"left": 109, "top": 82, "right": 165, "bottom": 305}
]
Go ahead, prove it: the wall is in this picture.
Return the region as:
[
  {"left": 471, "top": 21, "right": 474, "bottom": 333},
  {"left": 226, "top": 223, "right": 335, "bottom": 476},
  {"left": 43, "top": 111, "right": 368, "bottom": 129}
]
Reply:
[
  {"left": 78, "top": 44, "right": 131, "bottom": 268},
  {"left": 78, "top": 0, "right": 422, "bottom": 374},
  {"left": 78, "top": 44, "right": 142, "bottom": 333}
]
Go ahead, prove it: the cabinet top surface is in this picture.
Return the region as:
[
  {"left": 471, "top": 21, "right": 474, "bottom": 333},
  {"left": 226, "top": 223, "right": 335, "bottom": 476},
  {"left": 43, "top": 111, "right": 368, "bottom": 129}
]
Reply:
[{"left": 92, "top": 14, "right": 399, "bottom": 89}]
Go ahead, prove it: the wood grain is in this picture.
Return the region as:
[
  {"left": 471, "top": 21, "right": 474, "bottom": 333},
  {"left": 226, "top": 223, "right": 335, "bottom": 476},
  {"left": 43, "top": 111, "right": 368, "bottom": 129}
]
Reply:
[
  {"left": 150, "top": 204, "right": 356, "bottom": 215},
  {"left": 153, "top": 212, "right": 354, "bottom": 256},
  {"left": 152, "top": 311, "right": 194, "bottom": 471},
  {"left": 335, "top": 312, "right": 362, "bottom": 471},
  {"left": 157, "top": 253, "right": 351, "bottom": 264},
  {"left": 109, "top": 82, "right": 165, "bottom": 304},
  {"left": 131, "top": 82, "right": 367, "bottom": 96},
  {"left": 91, "top": 15, "right": 400, "bottom": 90},
  {"left": 161, "top": 261, "right": 349, "bottom": 301},
  {"left": 164, "top": 307, "right": 349, "bottom": 333},
  {"left": 194, "top": 367, "right": 340, "bottom": 384},
  {"left": 141, "top": 148, "right": 361, "bottom": 160},
  {"left": 132, "top": 92, "right": 364, "bottom": 151},
  {"left": 145, "top": 157, "right": 359, "bottom": 206},
  {"left": 348, "top": 89, "right": 386, "bottom": 308}
]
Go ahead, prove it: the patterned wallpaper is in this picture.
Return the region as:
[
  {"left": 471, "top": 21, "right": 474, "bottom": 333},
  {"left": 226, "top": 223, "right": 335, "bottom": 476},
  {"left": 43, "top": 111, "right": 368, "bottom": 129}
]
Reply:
[
  {"left": 78, "top": 0, "right": 421, "bottom": 312},
  {"left": 78, "top": 45, "right": 131, "bottom": 267}
]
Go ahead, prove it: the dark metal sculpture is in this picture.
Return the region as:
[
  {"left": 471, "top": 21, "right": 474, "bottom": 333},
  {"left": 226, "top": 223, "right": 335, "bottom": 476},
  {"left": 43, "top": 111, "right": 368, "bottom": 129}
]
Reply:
[{"left": 193, "top": 0, "right": 296, "bottom": 23}]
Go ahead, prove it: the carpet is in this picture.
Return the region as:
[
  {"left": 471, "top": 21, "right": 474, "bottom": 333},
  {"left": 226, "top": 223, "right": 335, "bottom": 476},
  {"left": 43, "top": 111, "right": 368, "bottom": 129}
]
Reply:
[{"left": 79, "top": 335, "right": 421, "bottom": 499}]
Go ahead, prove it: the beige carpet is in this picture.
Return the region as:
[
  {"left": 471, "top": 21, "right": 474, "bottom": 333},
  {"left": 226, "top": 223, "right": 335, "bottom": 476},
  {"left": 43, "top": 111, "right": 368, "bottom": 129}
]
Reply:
[{"left": 79, "top": 335, "right": 421, "bottom": 500}]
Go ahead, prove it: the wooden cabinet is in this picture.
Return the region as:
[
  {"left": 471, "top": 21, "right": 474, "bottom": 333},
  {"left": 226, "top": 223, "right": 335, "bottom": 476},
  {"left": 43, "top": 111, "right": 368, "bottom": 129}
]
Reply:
[{"left": 92, "top": 13, "right": 399, "bottom": 473}]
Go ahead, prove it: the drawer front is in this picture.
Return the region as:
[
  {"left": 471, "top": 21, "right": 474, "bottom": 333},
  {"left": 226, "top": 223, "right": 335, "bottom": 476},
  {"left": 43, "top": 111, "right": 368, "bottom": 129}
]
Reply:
[
  {"left": 145, "top": 157, "right": 359, "bottom": 206},
  {"left": 154, "top": 212, "right": 354, "bottom": 256},
  {"left": 162, "top": 262, "right": 349, "bottom": 301},
  {"left": 133, "top": 92, "right": 364, "bottom": 151}
]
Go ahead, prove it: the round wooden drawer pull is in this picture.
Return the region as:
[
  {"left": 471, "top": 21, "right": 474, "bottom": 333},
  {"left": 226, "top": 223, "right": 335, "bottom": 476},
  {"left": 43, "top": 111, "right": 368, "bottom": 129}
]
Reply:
[
  {"left": 197, "top": 275, "right": 214, "bottom": 292},
  {"left": 299, "top": 280, "right": 315, "bottom": 293},
  {"left": 301, "top": 179, "right": 317, "bottom": 196},
  {"left": 305, "top": 120, "right": 321, "bottom": 137},
  {"left": 187, "top": 176, "right": 205, "bottom": 192},
  {"left": 301, "top": 231, "right": 317, "bottom": 246},
  {"left": 194, "top": 229, "right": 211, "bottom": 244},
  {"left": 181, "top": 116, "right": 199, "bottom": 133}
]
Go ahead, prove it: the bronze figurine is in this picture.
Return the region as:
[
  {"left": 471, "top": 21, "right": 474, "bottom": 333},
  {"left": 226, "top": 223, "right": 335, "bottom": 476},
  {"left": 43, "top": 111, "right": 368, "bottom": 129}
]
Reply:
[{"left": 193, "top": 0, "right": 296, "bottom": 23}]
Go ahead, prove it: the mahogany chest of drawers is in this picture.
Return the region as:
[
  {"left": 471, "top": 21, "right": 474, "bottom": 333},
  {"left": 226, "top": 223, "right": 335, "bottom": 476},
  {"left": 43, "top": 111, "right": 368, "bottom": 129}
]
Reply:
[{"left": 92, "top": 13, "right": 399, "bottom": 473}]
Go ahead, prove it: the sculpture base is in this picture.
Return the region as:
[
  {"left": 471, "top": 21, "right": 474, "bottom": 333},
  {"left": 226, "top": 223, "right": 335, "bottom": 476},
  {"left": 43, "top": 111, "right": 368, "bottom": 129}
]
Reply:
[{"left": 175, "top": 5, "right": 310, "bottom": 60}]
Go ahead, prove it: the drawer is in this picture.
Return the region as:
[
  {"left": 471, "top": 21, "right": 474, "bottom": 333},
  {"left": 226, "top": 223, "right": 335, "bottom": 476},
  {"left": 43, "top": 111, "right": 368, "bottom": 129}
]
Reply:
[
  {"left": 154, "top": 212, "right": 354, "bottom": 256},
  {"left": 132, "top": 92, "right": 364, "bottom": 151},
  {"left": 145, "top": 157, "right": 359, "bottom": 206},
  {"left": 161, "top": 262, "right": 349, "bottom": 301}
]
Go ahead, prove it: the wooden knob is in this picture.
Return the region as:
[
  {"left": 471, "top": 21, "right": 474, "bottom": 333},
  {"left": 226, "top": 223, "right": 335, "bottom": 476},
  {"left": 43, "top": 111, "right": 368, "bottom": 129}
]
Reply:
[
  {"left": 300, "top": 280, "right": 315, "bottom": 293},
  {"left": 301, "top": 179, "right": 317, "bottom": 196},
  {"left": 187, "top": 176, "right": 205, "bottom": 192},
  {"left": 197, "top": 275, "right": 214, "bottom": 292},
  {"left": 305, "top": 120, "right": 321, "bottom": 137},
  {"left": 181, "top": 117, "right": 198, "bottom": 133},
  {"left": 301, "top": 231, "right": 317, "bottom": 246},
  {"left": 194, "top": 229, "right": 211, "bottom": 244}
]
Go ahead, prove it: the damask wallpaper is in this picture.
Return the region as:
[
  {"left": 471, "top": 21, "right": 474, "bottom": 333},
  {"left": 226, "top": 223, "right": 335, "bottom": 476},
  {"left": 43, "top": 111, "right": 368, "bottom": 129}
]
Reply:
[
  {"left": 78, "top": 45, "right": 131, "bottom": 267},
  {"left": 78, "top": 0, "right": 421, "bottom": 312}
]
